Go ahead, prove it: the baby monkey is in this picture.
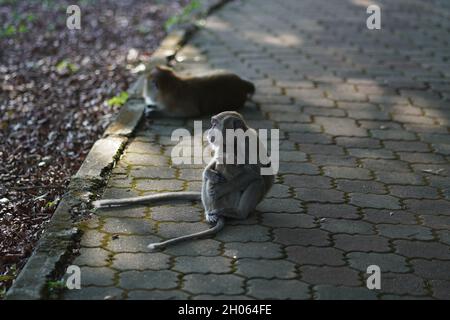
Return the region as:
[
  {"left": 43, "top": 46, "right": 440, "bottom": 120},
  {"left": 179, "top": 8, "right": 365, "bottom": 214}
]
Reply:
[
  {"left": 144, "top": 65, "right": 255, "bottom": 117},
  {"left": 93, "top": 111, "right": 273, "bottom": 250}
]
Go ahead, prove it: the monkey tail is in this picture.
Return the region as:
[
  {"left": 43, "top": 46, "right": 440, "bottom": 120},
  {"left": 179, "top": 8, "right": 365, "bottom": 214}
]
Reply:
[
  {"left": 93, "top": 191, "right": 201, "bottom": 208},
  {"left": 147, "top": 217, "right": 225, "bottom": 251}
]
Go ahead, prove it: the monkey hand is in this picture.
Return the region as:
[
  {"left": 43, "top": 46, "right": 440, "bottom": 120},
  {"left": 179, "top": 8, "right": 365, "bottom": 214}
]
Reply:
[
  {"left": 207, "top": 183, "right": 220, "bottom": 200},
  {"left": 204, "top": 169, "right": 226, "bottom": 184},
  {"left": 206, "top": 210, "right": 220, "bottom": 224}
]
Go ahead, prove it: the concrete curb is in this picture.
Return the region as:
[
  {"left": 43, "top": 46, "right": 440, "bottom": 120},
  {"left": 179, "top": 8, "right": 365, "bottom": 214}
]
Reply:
[{"left": 5, "top": 0, "right": 230, "bottom": 300}]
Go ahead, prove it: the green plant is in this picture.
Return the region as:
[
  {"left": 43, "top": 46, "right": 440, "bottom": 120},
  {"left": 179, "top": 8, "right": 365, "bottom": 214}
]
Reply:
[
  {"left": 56, "top": 60, "right": 79, "bottom": 74},
  {"left": 107, "top": 92, "right": 129, "bottom": 107},
  {"left": 164, "top": 0, "right": 202, "bottom": 31}
]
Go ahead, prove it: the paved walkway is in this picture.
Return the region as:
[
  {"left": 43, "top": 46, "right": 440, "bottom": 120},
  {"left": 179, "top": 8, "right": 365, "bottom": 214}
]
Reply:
[{"left": 64, "top": 0, "right": 450, "bottom": 299}]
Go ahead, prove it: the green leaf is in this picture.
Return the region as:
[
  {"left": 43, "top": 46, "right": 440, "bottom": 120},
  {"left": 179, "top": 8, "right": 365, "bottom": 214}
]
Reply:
[{"left": 107, "top": 92, "right": 129, "bottom": 107}]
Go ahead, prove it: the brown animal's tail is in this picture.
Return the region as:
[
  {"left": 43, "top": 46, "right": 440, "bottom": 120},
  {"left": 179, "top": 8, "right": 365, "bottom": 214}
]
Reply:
[{"left": 147, "top": 216, "right": 225, "bottom": 250}]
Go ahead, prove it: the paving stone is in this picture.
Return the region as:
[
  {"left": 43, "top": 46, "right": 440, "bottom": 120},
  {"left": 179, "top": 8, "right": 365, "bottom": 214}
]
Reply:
[
  {"left": 388, "top": 185, "right": 439, "bottom": 199},
  {"left": 216, "top": 225, "right": 270, "bottom": 242},
  {"left": 235, "top": 258, "right": 297, "bottom": 279},
  {"left": 135, "top": 179, "right": 184, "bottom": 191},
  {"left": 349, "top": 149, "right": 396, "bottom": 160},
  {"left": 299, "top": 144, "right": 345, "bottom": 155},
  {"left": 151, "top": 206, "right": 202, "bottom": 222},
  {"left": 183, "top": 274, "right": 244, "bottom": 295},
  {"left": 314, "top": 285, "right": 377, "bottom": 300},
  {"left": 378, "top": 224, "right": 433, "bottom": 240},
  {"left": 73, "top": 248, "right": 110, "bottom": 267},
  {"left": 224, "top": 242, "right": 283, "bottom": 259},
  {"left": 375, "top": 172, "right": 425, "bottom": 185},
  {"left": 295, "top": 188, "right": 345, "bottom": 203},
  {"left": 274, "top": 228, "right": 330, "bottom": 246},
  {"left": 393, "top": 240, "right": 450, "bottom": 260},
  {"left": 96, "top": 206, "right": 147, "bottom": 218},
  {"left": 257, "top": 198, "right": 303, "bottom": 213},
  {"left": 247, "top": 279, "right": 310, "bottom": 299},
  {"left": 336, "top": 137, "right": 381, "bottom": 149},
  {"left": 64, "top": 287, "right": 123, "bottom": 300},
  {"left": 80, "top": 230, "right": 105, "bottom": 247},
  {"left": 102, "top": 218, "right": 154, "bottom": 235},
  {"left": 363, "top": 209, "right": 418, "bottom": 225},
  {"left": 127, "top": 290, "right": 189, "bottom": 300},
  {"left": 336, "top": 180, "right": 386, "bottom": 194},
  {"left": 284, "top": 175, "right": 332, "bottom": 189},
  {"left": 286, "top": 246, "right": 345, "bottom": 266},
  {"left": 347, "top": 252, "right": 409, "bottom": 273},
  {"left": 101, "top": 187, "right": 139, "bottom": 199},
  {"left": 323, "top": 166, "right": 371, "bottom": 180},
  {"left": 307, "top": 204, "right": 360, "bottom": 219},
  {"left": 430, "top": 280, "right": 450, "bottom": 299},
  {"left": 315, "top": 117, "right": 367, "bottom": 137},
  {"left": 164, "top": 239, "right": 221, "bottom": 256},
  {"left": 106, "top": 235, "right": 161, "bottom": 253},
  {"left": 333, "top": 234, "right": 390, "bottom": 253},
  {"left": 119, "top": 270, "right": 178, "bottom": 290},
  {"left": 80, "top": 267, "right": 115, "bottom": 286},
  {"left": 158, "top": 222, "right": 210, "bottom": 239},
  {"left": 279, "top": 163, "right": 320, "bottom": 175},
  {"left": 404, "top": 199, "right": 450, "bottom": 215},
  {"left": 300, "top": 266, "right": 361, "bottom": 286},
  {"left": 410, "top": 259, "right": 450, "bottom": 280},
  {"left": 122, "top": 153, "right": 168, "bottom": 166},
  {"left": 130, "top": 166, "right": 176, "bottom": 179},
  {"left": 261, "top": 213, "right": 316, "bottom": 228},
  {"left": 370, "top": 129, "right": 417, "bottom": 141},
  {"left": 350, "top": 193, "right": 400, "bottom": 209},
  {"left": 112, "top": 253, "right": 170, "bottom": 270},
  {"left": 321, "top": 218, "right": 374, "bottom": 235},
  {"left": 266, "top": 184, "right": 292, "bottom": 198},
  {"left": 174, "top": 256, "right": 232, "bottom": 274},
  {"left": 378, "top": 273, "right": 426, "bottom": 296}
]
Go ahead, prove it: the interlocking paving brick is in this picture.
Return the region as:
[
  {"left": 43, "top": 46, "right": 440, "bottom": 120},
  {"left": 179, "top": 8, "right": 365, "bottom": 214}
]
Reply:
[
  {"left": 106, "top": 235, "right": 161, "bottom": 253},
  {"left": 224, "top": 242, "right": 283, "bottom": 259},
  {"left": 112, "top": 253, "right": 170, "bottom": 270},
  {"left": 274, "top": 228, "right": 330, "bottom": 246},
  {"left": 378, "top": 273, "right": 426, "bottom": 296},
  {"left": 410, "top": 260, "right": 450, "bottom": 280},
  {"left": 388, "top": 185, "right": 439, "bottom": 199},
  {"left": 284, "top": 175, "right": 332, "bottom": 189},
  {"left": 102, "top": 218, "right": 154, "bottom": 235},
  {"left": 183, "top": 274, "right": 244, "bottom": 295},
  {"left": 394, "top": 240, "right": 450, "bottom": 260},
  {"left": 247, "top": 279, "right": 310, "bottom": 299},
  {"left": 73, "top": 248, "right": 110, "bottom": 267},
  {"left": 257, "top": 197, "right": 303, "bottom": 213},
  {"left": 216, "top": 225, "right": 270, "bottom": 242},
  {"left": 286, "top": 246, "right": 345, "bottom": 266},
  {"left": 347, "top": 252, "right": 409, "bottom": 273},
  {"left": 321, "top": 218, "right": 374, "bottom": 235},
  {"left": 333, "top": 234, "right": 390, "bottom": 253},
  {"left": 80, "top": 267, "right": 115, "bottom": 286},
  {"left": 236, "top": 258, "right": 297, "bottom": 279},
  {"left": 430, "top": 280, "right": 450, "bottom": 299},
  {"left": 314, "top": 285, "right": 377, "bottom": 300},
  {"left": 300, "top": 266, "right": 361, "bottom": 286},
  {"left": 377, "top": 224, "right": 433, "bottom": 241},
  {"left": 174, "top": 256, "right": 232, "bottom": 274},
  {"left": 150, "top": 206, "right": 202, "bottom": 222},
  {"left": 336, "top": 180, "right": 386, "bottom": 195},
  {"left": 295, "top": 188, "right": 345, "bottom": 203},
  {"left": 307, "top": 203, "right": 360, "bottom": 219},
  {"left": 65, "top": 287, "right": 124, "bottom": 300},
  {"left": 350, "top": 193, "right": 401, "bottom": 209},
  {"left": 323, "top": 166, "right": 371, "bottom": 180},
  {"left": 80, "top": 230, "right": 106, "bottom": 247},
  {"left": 127, "top": 290, "right": 189, "bottom": 300},
  {"left": 261, "top": 213, "right": 316, "bottom": 228},
  {"left": 119, "top": 270, "right": 178, "bottom": 290}
]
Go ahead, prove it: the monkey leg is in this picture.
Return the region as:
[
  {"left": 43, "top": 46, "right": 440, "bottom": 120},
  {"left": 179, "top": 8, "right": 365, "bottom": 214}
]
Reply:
[{"left": 221, "top": 180, "right": 265, "bottom": 220}]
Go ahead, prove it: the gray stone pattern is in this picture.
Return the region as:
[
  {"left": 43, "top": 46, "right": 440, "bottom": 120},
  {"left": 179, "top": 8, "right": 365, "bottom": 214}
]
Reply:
[{"left": 63, "top": 0, "right": 450, "bottom": 300}]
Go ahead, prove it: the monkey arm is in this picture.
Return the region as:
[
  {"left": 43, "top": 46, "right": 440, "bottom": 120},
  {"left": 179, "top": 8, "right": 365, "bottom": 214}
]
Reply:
[{"left": 212, "top": 168, "right": 262, "bottom": 199}]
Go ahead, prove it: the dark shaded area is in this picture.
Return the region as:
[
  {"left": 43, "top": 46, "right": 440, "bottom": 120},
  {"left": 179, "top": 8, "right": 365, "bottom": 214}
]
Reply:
[{"left": 0, "top": 0, "right": 189, "bottom": 296}]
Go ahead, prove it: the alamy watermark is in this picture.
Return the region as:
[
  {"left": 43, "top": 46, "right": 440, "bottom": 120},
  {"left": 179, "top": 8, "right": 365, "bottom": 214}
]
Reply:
[
  {"left": 170, "top": 121, "right": 279, "bottom": 175},
  {"left": 366, "top": 5, "right": 381, "bottom": 30},
  {"left": 66, "top": 5, "right": 81, "bottom": 30}
]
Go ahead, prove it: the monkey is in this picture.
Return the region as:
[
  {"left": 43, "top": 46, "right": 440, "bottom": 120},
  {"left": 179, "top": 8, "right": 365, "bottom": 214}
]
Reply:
[
  {"left": 143, "top": 65, "right": 255, "bottom": 117},
  {"left": 93, "top": 111, "right": 274, "bottom": 250}
]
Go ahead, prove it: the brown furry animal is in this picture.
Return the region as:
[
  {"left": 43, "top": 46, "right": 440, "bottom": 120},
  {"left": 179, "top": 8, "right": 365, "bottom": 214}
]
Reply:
[{"left": 144, "top": 65, "right": 255, "bottom": 117}]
